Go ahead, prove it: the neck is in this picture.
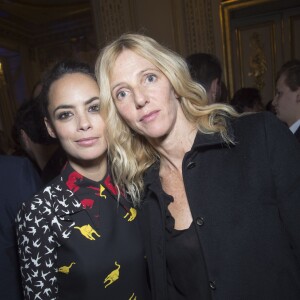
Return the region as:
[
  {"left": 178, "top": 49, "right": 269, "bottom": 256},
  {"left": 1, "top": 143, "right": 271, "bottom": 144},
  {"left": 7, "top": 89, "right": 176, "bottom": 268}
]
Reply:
[
  {"left": 69, "top": 155, "right": 108, "bottom": 182},
  {"left": 30, "top": 143, "right": 59, "bottom": 170},
  {"left": 150, "top": 112, "right": 197, "bottom": 172}
]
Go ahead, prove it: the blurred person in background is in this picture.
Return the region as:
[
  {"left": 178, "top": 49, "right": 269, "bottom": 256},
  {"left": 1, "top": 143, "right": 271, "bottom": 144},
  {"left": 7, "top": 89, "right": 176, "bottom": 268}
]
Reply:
[
  {"left": 12, "top": 97, "right": 66, "bottom": 183},
  {"left": 231, "top": 87, "right": 264, "bottom": 113},
  {"left": 0, "top": 155, "right": 41, "bottom": 300},
  {"left": 186, "top": 52, "right": 223, "bottom": 104},
  {"left": 272, "top": 59, "right": 300, "bottom": 142}
]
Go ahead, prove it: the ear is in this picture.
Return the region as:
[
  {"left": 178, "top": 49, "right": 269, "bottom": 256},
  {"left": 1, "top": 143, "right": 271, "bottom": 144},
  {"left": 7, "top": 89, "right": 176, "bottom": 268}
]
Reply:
[
  {"left": 172, "top": 87, "right": 180, "bottom": 99},
  {"left": 210, "top": 78, "right": 219, "bottom": 101},
  {"left": 296, "top": 87, "right": 300, "bottom": 103},
  {"left": 20, "top": 129, "right": 31, "bottom": 148},
  {"left": 44, "top": 117, "right": 56, "bottom": 138}
]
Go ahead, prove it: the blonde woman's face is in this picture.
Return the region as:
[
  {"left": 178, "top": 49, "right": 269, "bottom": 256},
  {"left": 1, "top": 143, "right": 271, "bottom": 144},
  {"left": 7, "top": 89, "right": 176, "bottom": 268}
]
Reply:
[
  {"left": 109, "top": 49, "right": 180, "bottom": 141},
  {"left": 45, "top": 73, "right": 107, "bottom": 167}
]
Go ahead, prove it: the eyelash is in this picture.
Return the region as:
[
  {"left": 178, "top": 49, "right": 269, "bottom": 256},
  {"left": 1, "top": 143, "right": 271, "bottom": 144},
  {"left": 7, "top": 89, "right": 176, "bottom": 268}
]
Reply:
[
  {"left": 146, "top": 74, "right": 157, "bottom": 83},
  {"left": 89, "top": 104, "right": 100, "bottom": 112},
  {"left": 116, "top": 90, "right": 127, "bottom": 100},
  {"left": 56, "top": 104, "right": 100, "bottom": 120},
  {"left": 57, "top": 111, "right": 72, "bottom": 120}
]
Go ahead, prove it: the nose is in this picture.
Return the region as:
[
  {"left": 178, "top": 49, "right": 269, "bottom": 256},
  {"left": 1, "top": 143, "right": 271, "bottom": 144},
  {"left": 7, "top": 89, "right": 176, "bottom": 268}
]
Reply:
[
  {"left": 134, "top": 88, "right": 149, "bottom": 108},
  {"left": 77, "top": 112, "right": 91, "bottom": 131}
]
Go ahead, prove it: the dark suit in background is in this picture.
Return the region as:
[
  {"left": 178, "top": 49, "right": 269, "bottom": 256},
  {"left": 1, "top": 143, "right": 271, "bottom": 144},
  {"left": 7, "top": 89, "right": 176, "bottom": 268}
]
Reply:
[
  {"left": 0, "top": 155, "right": 41, "bottom": 300},
  {"left": 294, "top": 127, "right": 300, "bottom": 142}
]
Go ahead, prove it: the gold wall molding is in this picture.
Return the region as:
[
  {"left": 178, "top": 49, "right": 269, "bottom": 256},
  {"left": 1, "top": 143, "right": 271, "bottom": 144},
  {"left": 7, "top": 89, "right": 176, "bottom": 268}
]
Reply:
[
  {"left": 220, "top": 0, "right": 273, "bottom": 97},
  {"left": 220, "top": 0, "right": 300, "bottom": 101}
]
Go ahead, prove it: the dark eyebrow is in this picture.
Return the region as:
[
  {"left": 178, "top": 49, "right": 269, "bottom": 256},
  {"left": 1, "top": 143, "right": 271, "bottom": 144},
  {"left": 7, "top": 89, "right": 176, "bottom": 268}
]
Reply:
[{"left": 52, "top": 97, "right": 100, "bottom": 115}]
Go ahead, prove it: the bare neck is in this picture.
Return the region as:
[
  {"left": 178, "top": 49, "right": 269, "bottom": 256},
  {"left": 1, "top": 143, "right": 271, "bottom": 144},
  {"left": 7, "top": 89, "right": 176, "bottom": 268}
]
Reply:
[{"left": 150, "top": 116, "right": 197, "bottom": 173}]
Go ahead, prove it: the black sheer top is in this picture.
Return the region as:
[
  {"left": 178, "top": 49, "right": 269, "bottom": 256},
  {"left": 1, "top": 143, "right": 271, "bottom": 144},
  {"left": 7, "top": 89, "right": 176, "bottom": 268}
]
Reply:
[{"left": 164, "top": 193, "right": 212, "bottom": 299}]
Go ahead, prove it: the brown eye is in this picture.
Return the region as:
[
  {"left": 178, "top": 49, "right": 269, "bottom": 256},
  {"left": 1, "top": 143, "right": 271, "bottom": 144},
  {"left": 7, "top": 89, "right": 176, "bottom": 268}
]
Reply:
[
  {"left": 57, "top": 111, "right": 72, "bottom": 120},
  {"left": 89, "top": 104, "right": 100, "bottom": 112}
]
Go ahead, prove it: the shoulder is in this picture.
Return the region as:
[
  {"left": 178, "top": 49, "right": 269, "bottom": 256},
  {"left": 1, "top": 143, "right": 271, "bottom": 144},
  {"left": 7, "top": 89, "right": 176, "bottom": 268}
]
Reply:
[
  {"left": 230, "top": 112, "right": 300, "bottom": 158},
  {"left": 0, "top": 155, "right": 42, "bottom": 204},
  {"left": 20, "top": 175, "right": 65, "bottom": 210},
  {"left": 231, "top": 112, "right": 291, "bottom": 140},
  {"left": 232, "top": 111, "right": 280, "bottom": 129},
  {"left": 0, "top": 155, "right": 36, "bottom": 173}
]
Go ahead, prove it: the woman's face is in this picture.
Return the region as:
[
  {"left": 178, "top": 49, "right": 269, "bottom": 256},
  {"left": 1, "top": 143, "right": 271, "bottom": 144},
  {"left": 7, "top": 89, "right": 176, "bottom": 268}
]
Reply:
[
  {"left": 45, "top": 73, "right": 107, "bottom": 167},
  {"left": 109, "top": 49, "right": 180, "bottom": 141}
]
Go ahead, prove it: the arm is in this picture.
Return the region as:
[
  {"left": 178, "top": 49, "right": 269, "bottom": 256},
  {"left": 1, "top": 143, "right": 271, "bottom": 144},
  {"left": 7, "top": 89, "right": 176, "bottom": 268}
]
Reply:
[{"left": 16, "top": 195, "right": 59, "bottom": 300}]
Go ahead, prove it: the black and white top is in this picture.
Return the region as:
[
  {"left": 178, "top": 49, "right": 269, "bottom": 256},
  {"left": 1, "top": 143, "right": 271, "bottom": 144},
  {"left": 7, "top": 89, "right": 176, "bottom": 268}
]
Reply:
[{"left": 16, "top": 163, "right": 150, "bottom": 300}]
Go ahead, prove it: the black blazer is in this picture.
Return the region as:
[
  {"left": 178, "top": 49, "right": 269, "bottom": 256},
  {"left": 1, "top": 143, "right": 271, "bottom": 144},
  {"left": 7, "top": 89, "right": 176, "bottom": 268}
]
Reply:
[
  {"left": 0, "top": 156, "right": 41, "bottom": 300},
  {"left": 139, "top": 112, "right": 300, "bottom": 300}
]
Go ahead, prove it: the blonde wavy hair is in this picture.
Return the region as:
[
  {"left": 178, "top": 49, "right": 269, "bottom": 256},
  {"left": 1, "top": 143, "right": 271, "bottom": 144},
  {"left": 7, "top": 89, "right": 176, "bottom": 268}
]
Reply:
[{"left": 95, "top": 33, "right": 238, "bottom": 206}]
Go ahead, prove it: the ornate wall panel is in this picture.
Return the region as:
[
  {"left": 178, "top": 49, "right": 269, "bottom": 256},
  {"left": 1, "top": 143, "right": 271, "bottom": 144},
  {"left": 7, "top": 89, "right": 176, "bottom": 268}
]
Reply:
[
  {"left": 220, "top": 0, "right": 300, "bottom": 102},
  {"left": 183, "top": 0, "right": 215, "bottom": 55},
  {"left": 284, "top": 12, "right": 300, "bottom": 60},
  {"left": 91, "top": 0, "right": 135, "bottom": 47},
  {"left": 231, "top": 20, "right": 278, "bottom": 105}
]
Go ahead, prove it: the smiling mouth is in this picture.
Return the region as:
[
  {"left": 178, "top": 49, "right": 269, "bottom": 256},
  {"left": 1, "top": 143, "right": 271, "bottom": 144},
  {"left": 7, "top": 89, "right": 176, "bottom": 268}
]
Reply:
[{"left": 140, "top": 110, "right": 159, "bottom": 123}]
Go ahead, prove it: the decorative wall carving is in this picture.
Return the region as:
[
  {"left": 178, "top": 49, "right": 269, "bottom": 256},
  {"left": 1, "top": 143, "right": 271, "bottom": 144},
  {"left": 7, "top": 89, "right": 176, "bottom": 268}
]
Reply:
[
  {"left": 183, "top": 0, "right": 215, "bottom": 55},
  {"left": 248, "top": 32, "right": 268, "bottom": 91},
  {"left": 91, "top": 0, "right": 135, "bottom": 47},
  {"left": 220, "top": 0, "right": 300, "bottom": 102}
]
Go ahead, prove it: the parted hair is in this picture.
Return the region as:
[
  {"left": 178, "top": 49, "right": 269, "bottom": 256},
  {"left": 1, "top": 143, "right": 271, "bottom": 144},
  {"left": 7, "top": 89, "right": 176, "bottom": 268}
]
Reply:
[
  {"left": 95, "top": 33, "right": 238, "bottom": 205},
  {"left": 40, "top": 60, "right": 96, "bottom": 120}
]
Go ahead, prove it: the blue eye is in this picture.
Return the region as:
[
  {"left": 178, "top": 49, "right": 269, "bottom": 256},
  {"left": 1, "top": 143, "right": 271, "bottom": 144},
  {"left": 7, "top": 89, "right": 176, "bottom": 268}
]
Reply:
[
  {"left": 146, "top": 74, "right": 156, "bottom": 83},
  {"left": 116, "top": 90, "right": 128, "bottom": 100}
]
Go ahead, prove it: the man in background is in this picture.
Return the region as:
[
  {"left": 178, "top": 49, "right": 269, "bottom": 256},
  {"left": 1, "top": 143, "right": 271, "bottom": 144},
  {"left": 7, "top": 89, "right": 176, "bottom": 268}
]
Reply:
[
  {"left": 0, "top": 155, "right": 41, "bottom": 299},
  {"left": 272, "top": 59, "right": 300, "bottom": 142},
  {"left": 13, "top": 98, "right": 66, "bottom": 183},
  {"left": 186, "top": 52, "right": 225, "bottom": 103}
]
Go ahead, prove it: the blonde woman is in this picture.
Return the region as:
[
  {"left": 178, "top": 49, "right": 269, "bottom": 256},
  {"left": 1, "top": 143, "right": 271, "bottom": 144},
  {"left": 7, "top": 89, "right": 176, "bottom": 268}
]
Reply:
[{"left": 96, "top": 33, "right": 300, "bottom": 299}]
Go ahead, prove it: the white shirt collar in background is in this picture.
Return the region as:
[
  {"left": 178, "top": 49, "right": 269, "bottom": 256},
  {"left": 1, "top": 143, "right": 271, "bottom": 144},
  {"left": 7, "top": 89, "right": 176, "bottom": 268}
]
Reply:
[{"left": 289, "top": 119, "right": 300, "bottom": 134}]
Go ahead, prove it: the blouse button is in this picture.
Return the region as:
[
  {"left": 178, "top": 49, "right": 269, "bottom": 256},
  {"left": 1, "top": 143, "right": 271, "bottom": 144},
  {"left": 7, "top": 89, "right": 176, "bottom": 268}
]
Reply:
[
  {"left": 187, "top": 161, "right": 196, "bottom": 169},
  {"left": 196, "top": 217, "right": 204, "bottom": 226}
]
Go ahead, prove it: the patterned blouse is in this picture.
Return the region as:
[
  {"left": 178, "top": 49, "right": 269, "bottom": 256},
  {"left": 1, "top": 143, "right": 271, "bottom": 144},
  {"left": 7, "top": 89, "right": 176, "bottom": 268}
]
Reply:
[{"left": 16, "top": 163, "right": 151, "bottom": 300}]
